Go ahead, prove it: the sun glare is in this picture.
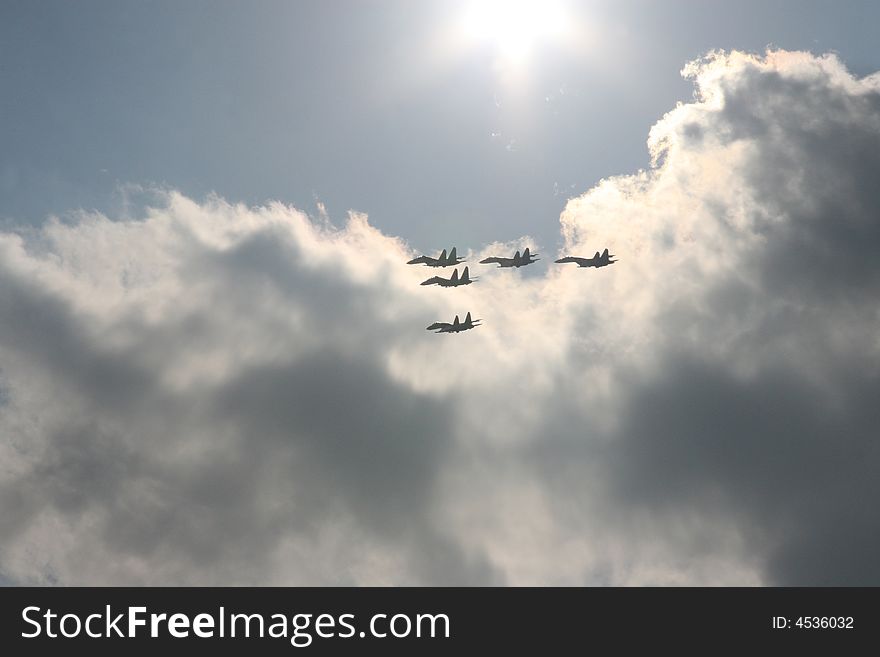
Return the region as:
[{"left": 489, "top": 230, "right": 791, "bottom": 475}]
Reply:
[{"left": 461, "top": 0, "right": 570, "bottom": 65}]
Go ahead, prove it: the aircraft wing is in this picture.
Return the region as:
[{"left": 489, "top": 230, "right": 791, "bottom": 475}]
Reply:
[
  {"left": 407, "top": 255, "right": 434, "bottom": 265},
  {"left": 480, "top": 256, "right": 512, "bottom": 267},
  {"left": 555, "top": 256, "right": 592, "bottom": 266}
]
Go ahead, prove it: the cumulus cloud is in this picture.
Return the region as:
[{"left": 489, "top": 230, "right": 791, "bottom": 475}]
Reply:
[{"left": 1, "top": 49, "right": 879, "bottom": 585}]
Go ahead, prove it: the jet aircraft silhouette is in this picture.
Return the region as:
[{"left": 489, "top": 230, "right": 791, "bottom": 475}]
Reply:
[
  {"left": 555, "top": 248, "right": 617, "bottom": 268},
  {"left": 426, "top": 312, "right": 482, "bottom": 333},
  {"left": 407, "top": 247, "right": 465, "bottom": 267},
  {"left": 479, "top": 247, "right": 539, "bottom": 268},
  {"left": 420, "top": 266, "right": 477, "bottom": 287}
]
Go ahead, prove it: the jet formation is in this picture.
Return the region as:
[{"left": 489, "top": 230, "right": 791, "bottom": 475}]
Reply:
[
  {"left": 410, "top": 243, "right": 617, "bottom": 334},
  {"left": 555, "top": 248, "right": 617, "bottom": 268},
  {"left": 409, "top": 247, "right": 481, "bottom": 332}
]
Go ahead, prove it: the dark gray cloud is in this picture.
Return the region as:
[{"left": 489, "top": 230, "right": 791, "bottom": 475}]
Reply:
[
  {"left": 554, "top": 50, "right": 880, "bottom": 585},
  {"left": 0, "top": 201, "right": 498, "bottom": 584},
  {"left": 607, "top": 357, "right": 880, "bottom": 584},
  {"left": 1, "top": 50, "right": 879, "bottom": 585}
]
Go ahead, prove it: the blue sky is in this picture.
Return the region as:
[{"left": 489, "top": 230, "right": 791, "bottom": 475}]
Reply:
[{"left": 3, "top": 0, "right": 879, "bottom": 252}]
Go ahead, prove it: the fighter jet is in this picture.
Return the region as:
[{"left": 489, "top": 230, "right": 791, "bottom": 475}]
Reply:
[
  {"left": 426, "top": 312, "right": 482, "bottom": 333},
  {"left": 479, "top": 247, "right": 539, "bottom": 268},
  {"left": 420, "top": 266, "right": 477, "bottom": 287},
  {"left": 555, "top": 248, "right": 618, "bottom": 268},
  {"left": 407, "top": 247, "right": 465, "bottom": 267}
]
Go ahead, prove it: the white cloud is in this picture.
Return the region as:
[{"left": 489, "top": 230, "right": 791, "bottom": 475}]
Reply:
[{"left": 2, "top": 50, "right": 879, "bottom": 585}]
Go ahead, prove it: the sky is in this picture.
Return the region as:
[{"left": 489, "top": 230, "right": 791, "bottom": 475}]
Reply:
[{"left": 1, "top": 1, "right": 880, "bottom": 585}]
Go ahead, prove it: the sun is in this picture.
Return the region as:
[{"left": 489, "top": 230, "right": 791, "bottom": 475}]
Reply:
[{"left": 461, "top": 0, "right": 570, "bottom": 65}]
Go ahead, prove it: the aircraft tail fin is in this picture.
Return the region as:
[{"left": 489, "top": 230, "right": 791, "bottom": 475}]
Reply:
[
  {"left": 451, "top": 269, "right": 459, "bottom": 281},
  {"left": 462, "top": 266, "right": 469, "bottom": 282},
  {"left": 453, "top": 315, "right": 460, "bottom": 326},
  {"left": 514, "top": 249, "right": 521, "bottom": 260},
  {"left": 594, "top": 251, "right": 601, "bottom": 259},
  {"left": 602, "top": 248, "right": 609, "bottom": 258},
  {"left": 449, "top": 247, "right": 457, "bottom": 261},
  {"left": 523, "top": 247, "right": 530, "bottom": 259},
  {"left": 439, "top": 248, "right": 448, "bottom": 262},
  {"left": 465, "top": 312, "right": 472, "bottom": 324}
]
